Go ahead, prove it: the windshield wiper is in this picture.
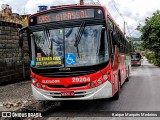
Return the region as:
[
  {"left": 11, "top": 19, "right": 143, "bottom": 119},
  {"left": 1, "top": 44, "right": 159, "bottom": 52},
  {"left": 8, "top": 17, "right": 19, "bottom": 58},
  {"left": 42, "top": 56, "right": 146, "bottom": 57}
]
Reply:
[{"left": 74, "top": 21, "right": 86, "bottom": 57}]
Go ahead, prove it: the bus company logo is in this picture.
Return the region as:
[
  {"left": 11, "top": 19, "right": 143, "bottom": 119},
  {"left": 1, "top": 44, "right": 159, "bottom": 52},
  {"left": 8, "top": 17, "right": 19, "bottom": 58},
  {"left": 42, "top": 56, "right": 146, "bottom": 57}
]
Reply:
[
  {"left": 42, "top": 80, "right": 60, "bottom": 84},
  {"left": 2, "top": 112, "right": 11, "bottom": 117}
]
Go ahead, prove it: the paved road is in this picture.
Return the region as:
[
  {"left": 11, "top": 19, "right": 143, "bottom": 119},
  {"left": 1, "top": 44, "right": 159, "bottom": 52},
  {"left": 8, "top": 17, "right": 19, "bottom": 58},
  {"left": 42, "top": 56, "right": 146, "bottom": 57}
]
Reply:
[
  {"left": 0, "top": 80, "right": 32, "bottom": 111},
  {"left": 0, "top": 81, "right": 32, "bottom": 103},
  {"left": 46, "top": 58, "right": 160, "bottom": 118}
]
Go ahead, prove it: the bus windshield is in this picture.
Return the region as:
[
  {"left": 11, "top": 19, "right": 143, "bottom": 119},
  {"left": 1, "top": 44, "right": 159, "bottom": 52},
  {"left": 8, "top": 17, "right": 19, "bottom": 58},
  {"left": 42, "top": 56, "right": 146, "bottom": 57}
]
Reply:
[
  {"left": 31, "top": 25, "right": 109, "bottom": 67},
  {"left": 131, "top": 53, "right": 141, "bottom": 61}
]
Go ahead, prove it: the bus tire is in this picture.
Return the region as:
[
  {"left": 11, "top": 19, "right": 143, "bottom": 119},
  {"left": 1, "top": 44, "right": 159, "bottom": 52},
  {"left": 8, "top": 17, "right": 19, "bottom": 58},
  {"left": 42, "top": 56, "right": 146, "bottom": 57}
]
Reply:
[{"left": 112, "top": 75, "right": 121, "bottom": 100}]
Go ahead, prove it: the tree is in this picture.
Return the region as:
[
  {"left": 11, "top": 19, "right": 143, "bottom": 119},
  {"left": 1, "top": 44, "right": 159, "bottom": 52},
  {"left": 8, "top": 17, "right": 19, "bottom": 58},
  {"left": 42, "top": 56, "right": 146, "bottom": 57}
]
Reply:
[{"left": 137, "top": 10, "right": 160, "bottom": 65}]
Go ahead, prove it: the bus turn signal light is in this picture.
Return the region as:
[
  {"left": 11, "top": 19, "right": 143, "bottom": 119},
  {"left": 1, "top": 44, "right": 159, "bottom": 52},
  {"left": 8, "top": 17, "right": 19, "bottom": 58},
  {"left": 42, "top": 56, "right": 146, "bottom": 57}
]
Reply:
[
  {"left": 36, "top": 82, "right": 40, "bottom": 87},
  {"left": 42, "top": 85, "right": 46, "bottom": 89},
  {"left": 97, "top": 79, "right": 102, "bottom": 85},
  {"left": 103, "top": 75, "right": 108, "bottom": 80},
  {"left": 90, "top": 82, "right": 95, "bottom": 88},
  {"left": 32, "top": 78, "right": 36, "bottom": 84}
]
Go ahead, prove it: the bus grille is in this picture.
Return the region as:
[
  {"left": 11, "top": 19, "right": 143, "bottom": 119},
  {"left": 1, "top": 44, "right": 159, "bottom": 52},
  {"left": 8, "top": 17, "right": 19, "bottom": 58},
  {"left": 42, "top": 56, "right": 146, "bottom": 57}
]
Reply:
[
  {"left": 52, "top": 95, "right": 85, "bottom": 98},
  {"left": 37, "top": 70, "right": 96, "bottom": 78},
  {"left": 46, "top": 83, "right": 89, "bottom": 88}
]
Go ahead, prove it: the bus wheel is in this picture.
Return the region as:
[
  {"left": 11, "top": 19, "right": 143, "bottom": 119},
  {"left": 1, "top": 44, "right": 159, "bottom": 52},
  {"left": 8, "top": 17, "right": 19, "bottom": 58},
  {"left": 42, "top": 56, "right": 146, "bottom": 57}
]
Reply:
[{"left": 112, "top": 77, "right": 120, "bottom": 100}]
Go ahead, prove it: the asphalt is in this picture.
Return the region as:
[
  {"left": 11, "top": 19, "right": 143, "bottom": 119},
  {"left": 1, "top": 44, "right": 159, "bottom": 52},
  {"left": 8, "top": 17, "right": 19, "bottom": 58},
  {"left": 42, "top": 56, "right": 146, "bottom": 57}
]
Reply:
[
  {"left": 46, "top": 58, "right": 160, "bottom": 119},
  {"left": 0, "top": 80, "right": 32, "bottom": 111},
  {"left": 0, "top": 81, "right": 32, "bottom": 103}
]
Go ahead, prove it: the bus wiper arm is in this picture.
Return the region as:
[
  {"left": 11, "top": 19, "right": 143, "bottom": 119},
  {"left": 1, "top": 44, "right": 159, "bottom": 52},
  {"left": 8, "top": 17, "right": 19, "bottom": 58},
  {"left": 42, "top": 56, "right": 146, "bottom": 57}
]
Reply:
[
  {"left": 74, "top": 21, "right": 86, "bottom": 57},
  {"left": 74, "top": 21, "right": 85, "bottom": 47}
]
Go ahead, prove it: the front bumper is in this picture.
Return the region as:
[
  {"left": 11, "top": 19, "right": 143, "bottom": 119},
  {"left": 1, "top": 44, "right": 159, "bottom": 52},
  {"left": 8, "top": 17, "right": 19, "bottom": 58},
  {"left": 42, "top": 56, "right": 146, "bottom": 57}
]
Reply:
[{"left": 32, "top": 81, "right": 112, "bottom": 100}]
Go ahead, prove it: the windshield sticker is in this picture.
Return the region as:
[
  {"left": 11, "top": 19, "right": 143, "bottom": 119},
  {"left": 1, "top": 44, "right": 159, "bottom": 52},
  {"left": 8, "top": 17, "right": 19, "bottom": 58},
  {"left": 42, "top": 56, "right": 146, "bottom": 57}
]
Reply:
[
  {"left": 31, "top": 60, "right": 35, "bottom": 66},
  {"left": 37, "top": 53, "right": 42, "bottom": 57},
  {"left": 36, "top": 57, "right": 62, "bottom": 66},
  {"left": 65, "top": 53, "right": 76, "bottom": 65}
]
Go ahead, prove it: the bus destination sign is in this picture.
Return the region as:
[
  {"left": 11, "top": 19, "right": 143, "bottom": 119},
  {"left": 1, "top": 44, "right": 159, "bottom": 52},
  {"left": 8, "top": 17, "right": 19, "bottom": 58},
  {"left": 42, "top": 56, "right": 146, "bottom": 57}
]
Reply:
[{"left": 37, "top": 9, "right": 94, "bottom": 24}]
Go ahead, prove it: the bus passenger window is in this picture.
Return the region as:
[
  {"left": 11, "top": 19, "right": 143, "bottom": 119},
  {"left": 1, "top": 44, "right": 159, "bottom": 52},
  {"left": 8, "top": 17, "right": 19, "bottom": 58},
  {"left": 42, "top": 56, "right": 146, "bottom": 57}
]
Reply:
[{"left": 99, "top": 27, "right": 109, "bottom": 62}]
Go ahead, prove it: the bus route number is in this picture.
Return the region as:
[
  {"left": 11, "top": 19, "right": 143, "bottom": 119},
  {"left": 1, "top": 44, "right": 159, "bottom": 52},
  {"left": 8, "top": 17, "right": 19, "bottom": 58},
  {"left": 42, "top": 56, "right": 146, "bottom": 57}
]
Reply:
[
  {"left": 38, "top": 15, "right": 51, "bottom": 23},
  {"left": 72, "top": 77, "right": 90, "bottom": 83}
]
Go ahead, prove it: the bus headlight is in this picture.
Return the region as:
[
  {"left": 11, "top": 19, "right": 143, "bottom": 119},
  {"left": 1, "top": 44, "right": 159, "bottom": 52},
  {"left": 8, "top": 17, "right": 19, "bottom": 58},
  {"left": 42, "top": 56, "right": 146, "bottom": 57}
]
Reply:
[
  {"left": 42, "top": 85, "right": 46, "bottom": 89},
  {"left": 32, "top": 78, "right": 36, "bottom": 83},
  {"left": 97, "top": 79, "right": 102, "bottom": 85},
  {"left": 36, "top": 82, "right": 40, "bottom": 87},
  {"left": 103, "top": 75, "right": 108, "bottom": 80}
]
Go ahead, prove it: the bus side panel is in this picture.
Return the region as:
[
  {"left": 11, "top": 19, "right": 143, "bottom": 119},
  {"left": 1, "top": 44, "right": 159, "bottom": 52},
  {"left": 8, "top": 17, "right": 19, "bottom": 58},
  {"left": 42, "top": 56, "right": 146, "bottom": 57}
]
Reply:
[
  {"left": 118, "top": 55, "right": 125, "bottom": 85},
  {"left": 112, "top": 47, "right": 119, "bottom": 96},
  {"left": 112, "top": 71, "right": 118, "bottom": 96}
]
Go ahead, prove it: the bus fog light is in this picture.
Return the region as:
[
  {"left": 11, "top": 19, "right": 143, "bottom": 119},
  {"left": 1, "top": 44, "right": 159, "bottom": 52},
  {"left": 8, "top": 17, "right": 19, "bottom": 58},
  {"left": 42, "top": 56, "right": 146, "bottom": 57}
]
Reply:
[
  {"left": 36, "top": 82, "right": 40, "bottom": 87},
  {"left": 103, "top": 75, "right": 108, "bottom": 80},
  {"left": 42, "top": 85, "right": 46, "bottom": 89},
  {"left": 97, "top": 79, "right": 102, "bottom": 84},
  {"left": 32, "top": 78, "right": 36, "bottom": 83},
  {"left": 90, "top": 82, "right": 95, "bottom": 88}
]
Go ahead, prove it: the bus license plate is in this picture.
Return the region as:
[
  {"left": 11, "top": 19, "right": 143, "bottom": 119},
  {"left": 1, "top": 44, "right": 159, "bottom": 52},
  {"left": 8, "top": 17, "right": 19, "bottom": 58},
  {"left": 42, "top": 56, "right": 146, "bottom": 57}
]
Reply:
[{"left": 61, "top": 91, "right": 74, "bottom": 96}]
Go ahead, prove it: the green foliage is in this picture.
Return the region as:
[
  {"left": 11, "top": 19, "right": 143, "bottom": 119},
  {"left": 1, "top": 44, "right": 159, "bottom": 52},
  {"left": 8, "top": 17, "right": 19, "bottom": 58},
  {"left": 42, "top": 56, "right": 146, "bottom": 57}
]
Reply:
[
  {"left": 127, "top": 37, "right": 144, "bottom": 51},
  {"left": 128, "top": 40, "right": 135, "bottom": 52},
  {"left": 128, "top": 40, "right": 144, "bottom": 52},
  {"left": 145, "top": 52, "right": 156, "bottom": 64},
  {"left": 139, "top": 11, "right": 160, "bottom": 51},
  {"left": 145, "top": 51, "right": 160, "bottom": 66},
  {"left": 138, "top": 10, "right": 160, "bottom": 65}
]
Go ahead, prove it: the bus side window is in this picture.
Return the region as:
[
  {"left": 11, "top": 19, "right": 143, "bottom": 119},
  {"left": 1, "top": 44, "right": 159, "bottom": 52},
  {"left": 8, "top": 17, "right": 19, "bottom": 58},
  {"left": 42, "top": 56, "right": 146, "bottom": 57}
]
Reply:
[
  {"left": 108, "top": 18, "right": 115, "bottom": 54},
  {"left": 108, "top": 18, "right": 114, "bottom": 30},
  {"left": 99, "top": 27, "right": 105, "bottom": 54},
  {"left": 104, "top": 30, "right": 109, "bottom": 58},
  {"left": 107, "top": 18, "right": 115, "bottom": 64},
  {"left": 99, "top": 27, "right": 109, "bottom": 61}
]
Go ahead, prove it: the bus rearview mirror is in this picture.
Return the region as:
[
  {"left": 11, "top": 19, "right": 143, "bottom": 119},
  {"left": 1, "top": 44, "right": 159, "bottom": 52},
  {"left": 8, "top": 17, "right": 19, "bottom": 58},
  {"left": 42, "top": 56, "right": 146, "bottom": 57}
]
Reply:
[{"left": 112, "top": 31, "right": 119, "bottom": 45}]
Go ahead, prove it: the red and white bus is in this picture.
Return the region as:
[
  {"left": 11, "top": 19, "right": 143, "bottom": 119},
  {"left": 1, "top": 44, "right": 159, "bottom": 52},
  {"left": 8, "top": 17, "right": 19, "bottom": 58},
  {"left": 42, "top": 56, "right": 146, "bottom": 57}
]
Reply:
[
  {"left": 131, "top": 52, "right": 142, "bottom": 66},
  {"left": 19, "top": 4, "right": 131, "bottom": 100}
]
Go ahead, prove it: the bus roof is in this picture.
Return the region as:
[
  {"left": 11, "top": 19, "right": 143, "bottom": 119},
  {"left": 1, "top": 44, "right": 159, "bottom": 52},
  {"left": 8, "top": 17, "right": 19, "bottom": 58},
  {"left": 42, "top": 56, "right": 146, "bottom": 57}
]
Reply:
[
  {"left": 29, "top": 5, "right": 105, "bottom": 18},
  {"left": 29, "top": 4, "right": 126, "bottom": 39}
]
